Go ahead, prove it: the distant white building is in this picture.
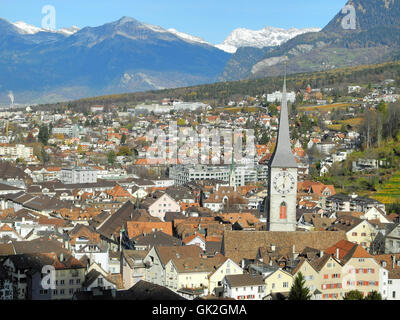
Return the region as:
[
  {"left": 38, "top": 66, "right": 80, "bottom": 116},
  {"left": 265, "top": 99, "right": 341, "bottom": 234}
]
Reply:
[
  {"left": 332, "top": 151, "right": 347, "bottom": 163},
  {"left": 0, "top": 144, "right": 33, "bottom": 161},
  {"left": 61, "top": 167, "right": 97, "bottom": 184},
  {"left": 52, "top": 124, "right": 83, "bottom": 138},
  {"left": 348, "top": 86, "right": 362, "bottom": 94},
  {"left": 267, "top": 91, "right": 296, "bottom": 103}
]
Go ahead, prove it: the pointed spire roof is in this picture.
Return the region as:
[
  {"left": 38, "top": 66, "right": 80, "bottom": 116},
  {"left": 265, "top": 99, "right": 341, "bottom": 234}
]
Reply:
[{"left": 270, "top": 62, "right": 298, "bottom": 168}]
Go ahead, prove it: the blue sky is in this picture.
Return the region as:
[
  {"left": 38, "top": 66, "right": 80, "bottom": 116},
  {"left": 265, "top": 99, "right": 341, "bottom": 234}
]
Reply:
[{"left": 0, "top": 0, "right": 346, "bottom": 44}]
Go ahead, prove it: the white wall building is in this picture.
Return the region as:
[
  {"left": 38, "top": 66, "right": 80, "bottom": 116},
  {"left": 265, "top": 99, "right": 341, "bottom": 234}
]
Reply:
[{"left": 61, "top": 167, "right": 97, "bottom": 184}]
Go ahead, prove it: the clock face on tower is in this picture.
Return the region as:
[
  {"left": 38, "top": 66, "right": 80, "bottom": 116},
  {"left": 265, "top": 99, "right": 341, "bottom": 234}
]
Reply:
[{"left": 273, "top": 171, "right": 295, "bottom": 195}]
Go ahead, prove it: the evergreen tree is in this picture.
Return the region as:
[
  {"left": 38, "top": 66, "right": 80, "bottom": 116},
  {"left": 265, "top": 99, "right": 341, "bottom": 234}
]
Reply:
[
  {"left": 343, "top": 290, "right": 364, "bottom": 300},
  {"left": 38, "top": 125, "right": 49, "bottom": 145},
  {"left": 364, "top": 291, "right": 382, "bottom": 300},
  {"left": 120, "top": 134, "right": 127, "bottom": 145},
  {"left": 260, "top": 132, "right": 270, "bottom": 145},
  {"left": 107, "top": 150, "right": 116, "bottom": 165},
  {"left": 288, "top": 272, "right": 312, "bottom": 300}
]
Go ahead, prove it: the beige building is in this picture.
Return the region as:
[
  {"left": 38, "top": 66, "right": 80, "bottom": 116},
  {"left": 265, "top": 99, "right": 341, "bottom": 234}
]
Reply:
[
  {"left": 291, "top": 258, "right": 320, "bottom": 297},
  {"left": 164, "top": 254, "right": 227, "bottom": 297},
  {"left": 328, "top": 216, "right": 377, "bottom": 250},
  {"left": 325, "top": 240, "right": 381, "bottom": 299},
  {"left": 208, "top": 258, "right": 243, "bottom": 297},
  {"left": 264, "top": 268, "right": 293, "bottom": 298},
  {"left": 121, "top": 249, "right": 148, "bottom": 289}
]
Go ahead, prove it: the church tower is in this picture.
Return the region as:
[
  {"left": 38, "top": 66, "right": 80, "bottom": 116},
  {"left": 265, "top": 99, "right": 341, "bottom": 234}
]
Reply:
[{"left": 267, "top": 63, "right": 298, "bottom": 232}]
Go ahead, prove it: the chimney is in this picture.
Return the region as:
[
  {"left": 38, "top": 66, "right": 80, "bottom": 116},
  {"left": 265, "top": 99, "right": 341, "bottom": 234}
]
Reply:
[
  {"left": 292, "top": 245, "right": 296, "bottom": 254},
  {"left": 336, "top": 248, "right": 340, "bottom": 260},
  {"left": 320, "top": 250, "right": 324, "bottom": 258}
]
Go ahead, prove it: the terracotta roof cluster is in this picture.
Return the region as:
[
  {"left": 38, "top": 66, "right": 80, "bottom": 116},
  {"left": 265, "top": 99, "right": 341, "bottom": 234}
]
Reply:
[
  {"left": 106, "top": 184, "right": 133, "bottom": 201},
  {"left": 216, "top": 213, "right": 260, "bottom": 229},
  {"left": 54, "top": 207, "right": 102, "bottom": 221},
  {"left": 126, "top": 221, "right": 173, "bottom": 239}
]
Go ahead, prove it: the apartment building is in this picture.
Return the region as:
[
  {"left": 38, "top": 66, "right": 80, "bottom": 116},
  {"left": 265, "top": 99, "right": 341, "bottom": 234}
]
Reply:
[{"left": 61, "top": 167, "right": 97, "bottom": 184}]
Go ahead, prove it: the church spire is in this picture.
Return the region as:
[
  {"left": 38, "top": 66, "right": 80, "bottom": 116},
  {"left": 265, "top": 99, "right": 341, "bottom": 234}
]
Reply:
[
  {"left": 229, "top": 142, "right": 236, "bottom": 189},
  {"left": 270, "top": 59, "right": 297, "bottom": 168}
]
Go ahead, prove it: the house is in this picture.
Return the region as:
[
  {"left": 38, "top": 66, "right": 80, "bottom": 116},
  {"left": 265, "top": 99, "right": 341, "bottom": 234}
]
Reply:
[
  {"left": 83, "top": 267, "right": 122, "bottom": 292},
  {"left": 2, "top": 252, "right": 86, "bottom": 300},
  {"left": 383, "top": 223, "right": 400, "bottom": 254},
  {"left": 291, "top": 257, "right": 320, "bottom": 299},
  {"left": 182, "top": 233, "right": 206, "bottom": 251},
  {"left": 141, "top": 192, "right": 180, "bottom": 221},
  {"left": 207, "top": 258, "right": 243, "bottom": 297},
  {"left": 327, "top": 216, "right": 377, "bottom": 250},
  {"left": 324, "top": 240, "right": 382, "bottom": 299},
  {"left": 222, "top": 274, "right": 266, "bottom": 300},
  {"left": 96, "top": 201, "right": 155, "bottom": 251},
  {"left": 0, "top": 223, "right": 24, "bottom": 241},
  {"left": 143, "top": 245, "right": 203, "bottom": 287},
  {"left": 373, "top": 253, "right": 400, "bottom": 300},
  {"left": 203, "top": 188, "right": 248, "bottom": 213},
  {"left": 121, "top": 249, "right": 148, "bottom": 289},
  {"left": 363, "top": 207, "right": 390, "bottom": 224},
  {"left": 164, "top": 254, "right": 227, "bottom": 299},
  {"left": 310, "top": 253, "right": 344, "bottom": 300},
  {"left": 263, "top": 268, "right": 293, "bottom": 299}
]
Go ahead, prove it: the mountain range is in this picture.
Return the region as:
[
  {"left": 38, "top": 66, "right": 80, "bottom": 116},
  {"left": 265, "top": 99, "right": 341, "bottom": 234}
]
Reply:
[
  {"left": 222, "top": 0, "right": 400, "bottom": 81},
  {"left": 1, "top": 0, "right": 400, "bottom": 104}
]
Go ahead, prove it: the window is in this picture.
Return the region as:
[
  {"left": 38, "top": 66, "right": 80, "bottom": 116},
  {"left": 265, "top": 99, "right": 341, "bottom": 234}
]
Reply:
[
  {"left": 283, "top": 282, "right": 289, "bottom": 288},
  {"left": 280, "top": 202, "right": 287, "bottom": 220},
  {"left": 69, "top": 279, "right": 74, "bottom": 285}
]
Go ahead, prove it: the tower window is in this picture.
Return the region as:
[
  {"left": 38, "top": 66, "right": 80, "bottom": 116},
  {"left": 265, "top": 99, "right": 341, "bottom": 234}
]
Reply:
[{"left": 280, "top": 202, "right": 287, "bottom": 220}]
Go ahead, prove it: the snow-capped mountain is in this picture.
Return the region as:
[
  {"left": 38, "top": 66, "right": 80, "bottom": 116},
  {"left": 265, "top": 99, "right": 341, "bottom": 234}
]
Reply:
[
  {"left": 167, "top": 28, "right": 211, "bottom": 45},
  {"left": 216, "top": 26, "right": 321, "bottom": 53},
  {"left": 12, "top": 21, "right": 80, "bottom": 36},
  {"left": 0, "top": 16, "right": 231, "bottom": 104}
]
